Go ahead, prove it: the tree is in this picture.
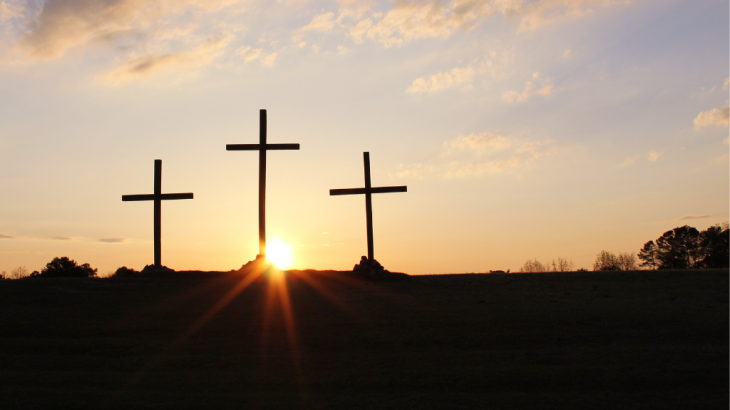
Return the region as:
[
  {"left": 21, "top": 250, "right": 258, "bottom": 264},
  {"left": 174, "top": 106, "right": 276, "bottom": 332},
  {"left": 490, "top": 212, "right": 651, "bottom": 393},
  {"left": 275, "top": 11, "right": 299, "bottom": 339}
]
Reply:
[
  {"left": 593, "top": 250, "right": 619, "bottom": 271},
  {"left": 696, "top": 224, "right": 729, "bottom": 268},
  {"left": 519, "top": 259, "right": 547, "bottom": 273},
  {"left": 40, "top": 257, "right": 97, "bottom": 278},
  {"left": 616, "top": 252, "right": 637, "bottom": 271},
  {"left": 554, "top": 257, "right": 574, "bottom": 272},
  {"left": 655, "top": 226, "right": 700, "bottom": 269},
  {"left": 637, "top": 241, "right": 658, "bottom": 269},
  {"left": 9, "top": 266, "right": 29, "bottom": 279}
]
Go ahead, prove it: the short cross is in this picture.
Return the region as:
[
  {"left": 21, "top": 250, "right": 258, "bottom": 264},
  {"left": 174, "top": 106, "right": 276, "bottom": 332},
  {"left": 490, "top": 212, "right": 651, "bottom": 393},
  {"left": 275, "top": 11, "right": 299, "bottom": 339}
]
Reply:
[
  {"left": 122, "top": 159, "right": 194, "bottom": 268},
  {"left": 330, "top": 152, "right": 407, "bottom": 261},
  {"left": 226, "top": 109, "right": 300, "bottom": 259}
]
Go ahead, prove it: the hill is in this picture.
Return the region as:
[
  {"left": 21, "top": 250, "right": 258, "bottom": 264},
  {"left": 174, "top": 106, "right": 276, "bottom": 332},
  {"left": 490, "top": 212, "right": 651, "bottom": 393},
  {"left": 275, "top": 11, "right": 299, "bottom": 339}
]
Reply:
[{"left": 0, "top": 269, "right": 727, "bottom": 409}]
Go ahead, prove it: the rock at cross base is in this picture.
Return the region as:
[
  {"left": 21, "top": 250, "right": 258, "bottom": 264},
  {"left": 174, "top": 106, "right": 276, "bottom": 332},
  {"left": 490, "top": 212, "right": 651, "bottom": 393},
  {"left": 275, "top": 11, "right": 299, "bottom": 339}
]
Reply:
[
  {"left": 237, "top": 254, "right": 274, "bottom": 272},
  {"left": 141, "top": 264, "right": 175, "bottom": 274},
  {"left": 353, "top": 255, "right": 387, "bottom": 275}
]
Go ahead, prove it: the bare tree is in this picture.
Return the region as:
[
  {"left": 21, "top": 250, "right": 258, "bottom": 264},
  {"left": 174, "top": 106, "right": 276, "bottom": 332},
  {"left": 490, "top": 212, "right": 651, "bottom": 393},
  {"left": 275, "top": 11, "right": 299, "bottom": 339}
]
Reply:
[
  {"left": 9, "top": 266, "right": 29, "bottom": 279},
  {"left": 617, "top": 252, "right": 638, "bottom": 271},
  {"left": 555, "top": 257, "right": 575, "bottom": 272},
  {"left": 519, "top": 259, "right": 547, "bottom": 273},
  {"left": 593, "top": 250, "right": 619, "bottom": 271}
]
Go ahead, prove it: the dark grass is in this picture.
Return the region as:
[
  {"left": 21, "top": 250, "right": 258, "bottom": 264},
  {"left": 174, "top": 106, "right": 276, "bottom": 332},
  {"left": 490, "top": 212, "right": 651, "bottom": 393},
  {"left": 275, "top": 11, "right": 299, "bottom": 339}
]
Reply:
[{"left": 0, "top": 269, "right": 726, "bottom": 409}]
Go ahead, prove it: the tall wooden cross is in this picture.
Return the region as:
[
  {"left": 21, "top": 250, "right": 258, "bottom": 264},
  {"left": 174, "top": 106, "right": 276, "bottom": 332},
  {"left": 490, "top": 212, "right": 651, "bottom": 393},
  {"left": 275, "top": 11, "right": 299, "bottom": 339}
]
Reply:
[
  {"left": 330, "top": 152, "right": 407, "bottom": 261},
  {"left": 122, "top": 159, "right": 194, "bottom": 268},
  {"left": 226, "top": 109, "right": 300, "bottom": 259}
]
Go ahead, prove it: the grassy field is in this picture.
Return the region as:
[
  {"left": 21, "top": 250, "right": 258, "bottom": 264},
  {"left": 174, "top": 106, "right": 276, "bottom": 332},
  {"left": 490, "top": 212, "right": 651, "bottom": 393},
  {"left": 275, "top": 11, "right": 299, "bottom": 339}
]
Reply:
[{"left": 0, "top": 269, "right": 727, "bottom": 409}]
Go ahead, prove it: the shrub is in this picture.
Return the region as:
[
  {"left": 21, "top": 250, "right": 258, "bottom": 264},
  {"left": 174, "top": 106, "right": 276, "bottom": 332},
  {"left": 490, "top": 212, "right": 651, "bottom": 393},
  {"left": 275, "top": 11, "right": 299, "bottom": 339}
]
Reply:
[
  {"left": 113, "top": 266, "right": 137, "bottom": 277},
  {"left": 40, "top": 257, "right": 97, "bottom": 278}
]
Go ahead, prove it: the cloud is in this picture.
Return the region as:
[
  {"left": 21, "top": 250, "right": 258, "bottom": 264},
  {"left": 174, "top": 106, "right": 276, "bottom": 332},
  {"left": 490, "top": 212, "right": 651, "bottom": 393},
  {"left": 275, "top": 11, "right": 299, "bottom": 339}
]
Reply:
[
  {"left": 563, "top": 48, "right": 571, "bottom": 58},
  {"left": 0, "top": 233, "right": 13, "bottom": 239},
  {"left": 678, "top": 215, "right": 710, "bottom": 221},
  {"left": 314, "top": 0, "right": 619, "bottom": 48},
  {"left": 648, "top": 151, "right": 662, "bottom": 162},
  {"left": 725, "top": 78, "right": 729, "bottom": 91},
  {"left": 617, "top": 156, "right": 638, "bottom": 167},
  {"left": 11, "top": 0, "right": 242, "bottom": 60},
  {"left": 407, "top": 65, "right": 475, "bottom": 94},
  {"left": 502, "top": 72, "right": 554, "bottom": 103},
  {"left": 445, "top": 132, "right": 512, "bottom": 152},
  {"left": 302, "top": 11, "right": 337, "bottom": 32},
  {"left": 394, "top": 163, "right": 434, "bottom": 180},
  {"left": 102, "top": 33, "right": 233, "bottom": 80},
  {"left": 50, "top": 236, "right": 71, "bottom": 241},
  {"left": 98, "top": 238, "right": 126, "bottom": 243},
  {"left": 394, "top": 133, "right": 556, "bottom": 180},
  {"left": 694, "top": 105, "right": 729, "bottom": 130}
]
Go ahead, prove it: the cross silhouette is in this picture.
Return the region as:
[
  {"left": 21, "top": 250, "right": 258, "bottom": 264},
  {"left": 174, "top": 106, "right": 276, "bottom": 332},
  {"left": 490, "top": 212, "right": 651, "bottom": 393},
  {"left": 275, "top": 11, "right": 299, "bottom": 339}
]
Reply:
[
  {"left": 226, "top": 109, "right": 300, "bottom": 259},
  {"left": 330, "top": 152, "right": 407, "bottom": 261},
  {"left": 122, "top": 159, "right": 193, "bottom": 268}
]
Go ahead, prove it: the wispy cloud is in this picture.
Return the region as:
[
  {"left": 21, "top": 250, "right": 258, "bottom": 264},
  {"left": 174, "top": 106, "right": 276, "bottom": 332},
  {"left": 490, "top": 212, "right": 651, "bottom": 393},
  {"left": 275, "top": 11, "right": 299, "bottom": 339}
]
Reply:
[
  {"left": 0, "top": 233, "right": 13, "bottom": 239},
  {"left": 50, "top": 236, "right": 71, "bottom": 241},
  {"left": 396, "top": 131, "right": 556, "bottom": 179},
  {"left": 678, "top": 215, "right": 710, "bottom": 220},
  {"left": 236, "top": 44, "right": 277, "bottom": 66},
  {"left": 407, "top": 65, "right": 474, "bottom": 94},
  {"left": 11, "top": 0, "right": 243, "bottom": 60},
  {"left": 694, "top": 105, "right": 729, "bottom": 130},
  {"left": 320, "top": 0, "right": 620, "bottom": 48},
  {"left": 502, "top": 72, "right": 554, "bottom": 103},
  {"left": 302, "top": 11, "right": 336, "bottom": 32},
  {"left": 98, "top": 238, "right": 126, "bottom": 243},
  {"left": 617, "top": 156, "right": 638, "bottom": 167},
  {"left": 102, "top": 33, "right": 234, "bottom": 81},
  {"left": 648, "top": 151, "right": 662, "bottom": 162}
]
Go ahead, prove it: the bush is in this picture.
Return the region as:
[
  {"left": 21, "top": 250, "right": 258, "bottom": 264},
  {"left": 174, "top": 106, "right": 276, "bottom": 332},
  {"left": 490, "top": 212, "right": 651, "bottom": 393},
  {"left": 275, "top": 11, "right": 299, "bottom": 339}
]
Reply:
[
  {"left": 40, "top": 257, "right": 97, "bottom": 278},
  {"left": 113, "top": 266, "right": 137, "bottom": 277}
]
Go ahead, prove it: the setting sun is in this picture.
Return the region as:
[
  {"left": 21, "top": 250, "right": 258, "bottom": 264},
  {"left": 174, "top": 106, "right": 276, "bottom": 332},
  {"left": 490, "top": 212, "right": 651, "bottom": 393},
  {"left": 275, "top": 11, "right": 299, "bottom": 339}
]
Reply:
[{"left": 266, "top": 239, "right": 293, "bottom": 270}]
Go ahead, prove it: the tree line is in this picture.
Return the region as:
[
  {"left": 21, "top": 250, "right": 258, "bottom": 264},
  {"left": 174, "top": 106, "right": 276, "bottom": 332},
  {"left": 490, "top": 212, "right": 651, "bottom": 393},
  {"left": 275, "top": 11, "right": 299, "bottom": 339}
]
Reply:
[
  {"left": 520, "top": 223, "right": 728, "bottom": 272},
  {"left": 636, "top": 223, "right": 728, "bottom": 269}
]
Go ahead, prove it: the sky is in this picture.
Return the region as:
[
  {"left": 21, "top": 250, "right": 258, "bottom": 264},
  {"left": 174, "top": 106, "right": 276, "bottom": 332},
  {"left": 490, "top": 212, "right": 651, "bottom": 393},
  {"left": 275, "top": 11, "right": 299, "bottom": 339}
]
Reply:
[{"left": 0, "top": 0, "right": 727, "bottom": 275}]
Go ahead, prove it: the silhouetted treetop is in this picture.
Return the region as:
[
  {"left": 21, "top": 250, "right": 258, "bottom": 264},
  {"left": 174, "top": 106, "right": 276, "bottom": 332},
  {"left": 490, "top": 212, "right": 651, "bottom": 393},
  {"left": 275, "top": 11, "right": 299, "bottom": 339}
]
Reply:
[{"left": 40, "top": 257, "right": 97, "bottom": 278}]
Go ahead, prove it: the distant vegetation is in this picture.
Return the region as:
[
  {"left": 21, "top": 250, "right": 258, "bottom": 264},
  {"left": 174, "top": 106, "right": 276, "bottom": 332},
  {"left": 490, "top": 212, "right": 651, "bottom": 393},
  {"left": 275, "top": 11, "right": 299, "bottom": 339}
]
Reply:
[
  {"left": 637, "top": 223, "right": 729, "bottom": 269},
  {"left": 519, "top": 223, "right": 728, "bottom": 273},
  {"left": 519, "top": 257, "right": 574, "bottom": 273},
  {"left": 39, "top": 257, "right": 97, "bottom": 278}
]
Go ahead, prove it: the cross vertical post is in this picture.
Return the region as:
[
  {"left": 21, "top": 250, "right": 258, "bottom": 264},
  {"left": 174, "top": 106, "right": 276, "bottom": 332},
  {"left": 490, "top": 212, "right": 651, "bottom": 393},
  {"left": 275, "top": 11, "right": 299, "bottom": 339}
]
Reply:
[
  {"left": 154, "top": 159, "right": 162, "bottom": 267},
  {"left": 259, "top": 110, "right": 267, "bottom": 257},
  {"left": 330, "top": 152, "right": 407, "bottom": 262},
  {"left": 363, "top": 153, "right": 374, "bottom": 261}
]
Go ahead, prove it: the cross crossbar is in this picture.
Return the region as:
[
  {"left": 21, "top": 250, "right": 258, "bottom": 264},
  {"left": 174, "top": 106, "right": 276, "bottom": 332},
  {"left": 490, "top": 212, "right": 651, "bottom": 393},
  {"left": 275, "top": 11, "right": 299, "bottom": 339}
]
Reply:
[
  {"left": 226, "top": 144, "right": 300, "bottom": 151},
  {"left": 122, "top": 193, "right": 194, "bottom": 201},
  {"left": 329, "top": 152, "right": 406, "bottom": 261},
  {"left": 330, "top": 186, "right": 407, "bottom": 196}
]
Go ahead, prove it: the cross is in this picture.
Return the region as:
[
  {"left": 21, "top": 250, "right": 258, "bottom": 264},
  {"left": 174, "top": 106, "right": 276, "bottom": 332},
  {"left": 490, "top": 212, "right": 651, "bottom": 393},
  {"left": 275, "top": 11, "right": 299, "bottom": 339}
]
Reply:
[
  {"left": 330, "top": 152, "right": 407, "bottom": 261},
  {"left": 226, "top": 109, "right": 300, "bottom": 259},
  {"left": 122, "top": 159, "right": 194, "bottom": 268}
]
